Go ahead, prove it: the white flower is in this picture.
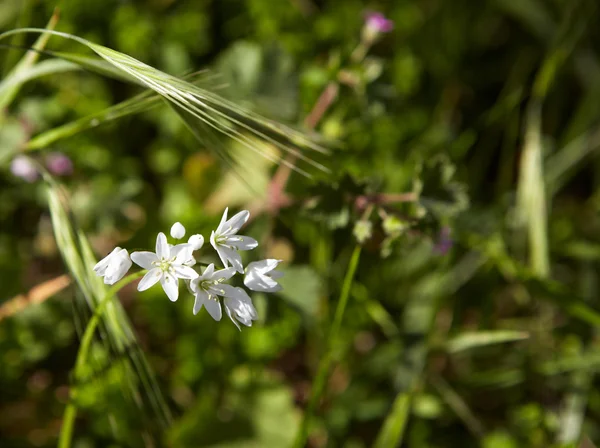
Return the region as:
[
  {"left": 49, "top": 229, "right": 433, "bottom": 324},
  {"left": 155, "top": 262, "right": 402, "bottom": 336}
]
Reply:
[
  {"left": 170, "top": 222, "right": 186, "bottom": 239},
  {"left": 130, "top": 232, "right": 198, "bottom": 302},
  {"left": 210, "top": 208, "right": 258, "bottom": 273},
  {"left": 188, "top": 234, "right": 204, "bottom": 250},
  {"left": 93, "top": 247, "right": 132, "bottom": 285},
  {"left": 244, "top": 259, "right": 283, "bottom": 293},
  {"left": 190, "top": 263, "right": 236, "bottom": 320},
  {"left": 224, "top": 287, "right": 258, "bottom": 330}
]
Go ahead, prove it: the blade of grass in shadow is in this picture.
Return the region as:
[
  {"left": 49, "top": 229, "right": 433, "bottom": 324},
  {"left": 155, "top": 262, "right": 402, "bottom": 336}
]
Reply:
[
  {"left": 546, "top": 125, "right": 600, "bottom": 197},
  {"left": 557, "top": 261, "right": 596, "bottom": 445},
  {"left": 0, "top": 58, "right": 79, "bottom": 98},
  {"left": 429, "top": 374, "right": 486, "bottom": 439},
  {"left": 0, "top": 11, "right": 59, "bottom": 108},
  {"left": 1, "top": 0, "right": 34, "bottom": 76},
  {"left": 374, "top": 252, "right": 485, "bottom": 448}
]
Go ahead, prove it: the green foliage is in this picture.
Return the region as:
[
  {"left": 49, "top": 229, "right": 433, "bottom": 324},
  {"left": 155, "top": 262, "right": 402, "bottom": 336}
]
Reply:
[{"left": 2, "top": 0, "right": 600, "bottom": 447}]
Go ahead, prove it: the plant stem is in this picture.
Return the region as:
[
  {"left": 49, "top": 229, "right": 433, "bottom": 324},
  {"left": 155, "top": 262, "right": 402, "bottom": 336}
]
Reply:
[
  {"left": 293, "top": 245, "right": 362, "bottom": 448},
  {"left": 58, "top": 271, "right": 145, "bottom": 448}
]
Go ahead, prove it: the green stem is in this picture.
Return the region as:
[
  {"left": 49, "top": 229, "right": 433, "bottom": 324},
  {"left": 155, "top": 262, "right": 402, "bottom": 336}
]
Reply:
[
  {"left": 293, "top": 245, "right": 362, "bottom": 448},
  {"left": 58, "top": 271, "right": 145, "bottom": 448}
]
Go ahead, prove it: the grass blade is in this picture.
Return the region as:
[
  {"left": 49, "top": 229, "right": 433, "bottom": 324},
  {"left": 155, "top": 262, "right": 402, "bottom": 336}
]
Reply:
[
  {"left": 0, "top": 11, "right": 59, "bottom": 108},
  {"left": 0, "top": 28, "right": 328, "bottom": 174}
]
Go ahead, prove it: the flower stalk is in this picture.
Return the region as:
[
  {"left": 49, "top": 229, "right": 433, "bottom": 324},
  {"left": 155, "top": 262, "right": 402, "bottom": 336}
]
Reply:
[{"left": 293, "top": 245, "right": 362, "bottom": 447}]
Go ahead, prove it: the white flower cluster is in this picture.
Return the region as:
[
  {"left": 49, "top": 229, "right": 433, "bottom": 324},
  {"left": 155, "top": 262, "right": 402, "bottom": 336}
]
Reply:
[{"left": 93, "top": 208, "right": 283, "bottom": 330}]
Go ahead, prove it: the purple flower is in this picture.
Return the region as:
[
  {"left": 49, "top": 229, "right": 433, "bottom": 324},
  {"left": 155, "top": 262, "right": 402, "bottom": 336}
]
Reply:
[
  {"left": 46, "top": 152, "right": 73, "bottom": 176},
  {"left": 10, "top": 155, "right": 39, "bottom": 182},
  {"left": 365, "top": 12, "right": 394, "bottom": 34},
  {"left": 433, "top": 226, "right": 453, "bottom": 255}
]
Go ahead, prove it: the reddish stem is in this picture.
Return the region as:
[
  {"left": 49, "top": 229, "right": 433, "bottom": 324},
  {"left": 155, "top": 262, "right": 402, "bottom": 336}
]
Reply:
[{"left": 267, "top": 82, "right": 339, "bottom": 213}]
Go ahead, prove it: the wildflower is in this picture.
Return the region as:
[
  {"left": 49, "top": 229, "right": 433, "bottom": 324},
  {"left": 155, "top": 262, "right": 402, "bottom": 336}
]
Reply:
[
  {"left": 244, "top": 259, "right": 283, "bottom": 293},
  {"left": 365, "top": 11, "right": 394, "bottom": 35},
  {"left": 10, "top": 155, "right": 38, "bottom": 182},
  {"left": 93, "top": 247, "right": 132, "bottom": 285},
  {"left": 433, "top": 226, "right": 453, "bottom": 255},
  {"left": 224, "top": 287, "right": 258, "bottom": 330},
  {"left": 131, "top": 232, "right": 198, "bottom": 302},
  {"left": 190, "top": 263, "right": 237, "bottom": 320},
  {"left": 383, "top": 215, "right": 407, "bottom": 236},
  {"left": 210, "top": 208, "right": 258, "bottom": 273},
  {"left": 46, "top": 152, "right": 73, "bottom": 176},
  {"left": 188, "top": 234, "right": 204, "bottom": 250},
  {"left": 170, "top": 222, "right": 186, "bottom": 239},
  {"left": 353, "top": 220, "right": 373, "bottom": 244}
]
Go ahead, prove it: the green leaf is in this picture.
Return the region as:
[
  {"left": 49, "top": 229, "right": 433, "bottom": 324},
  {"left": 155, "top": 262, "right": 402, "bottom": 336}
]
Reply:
[
  {"left": 0, "top": 12, "right": 59, "bottom": 108},
  {"left": 416, "top": 155, "right": 469, "bottom": 220},
  {"left": 278, "top": 266, "right": 321, "bottom": 318},
  {"left": 445, "top": 331, "right": 530, "bottom": 354}
]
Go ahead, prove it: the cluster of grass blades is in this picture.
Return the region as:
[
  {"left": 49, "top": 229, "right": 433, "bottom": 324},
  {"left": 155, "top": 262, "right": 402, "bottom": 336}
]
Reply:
[{"left": 0, "top": 25, "right": 330, "bottom": 178}]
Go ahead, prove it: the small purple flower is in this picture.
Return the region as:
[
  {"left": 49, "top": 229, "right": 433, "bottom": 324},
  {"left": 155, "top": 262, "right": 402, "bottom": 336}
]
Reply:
[
  {"left": 10, "top": 155, "right": 39, "bottom": 182},
  {"left": 365, "top": 12, "right": 394, "bottom": 34},
  {"left": 433, "top": 226, "right": 453, "bottom": 255},
  {"left": 46, "top": 152, "right": 73, "bottom": 176}
]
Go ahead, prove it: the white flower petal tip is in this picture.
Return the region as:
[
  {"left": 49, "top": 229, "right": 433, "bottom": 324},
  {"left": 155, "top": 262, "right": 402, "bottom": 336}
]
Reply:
[
  {"left": 190, "top": 264, "right": 239, "bottom": 321},
  {"left": 188, "top": 234, "right": 204, "bottom": 250},
  {"left": 170, "top": 222, "right": 186, "bottom": 239},
  {"left": 132, "top": 233, "right": 199, "bottom": 301},
  {"left": 211, "top": 208, "right": 257, "bottom": 271},
  {"left": 93, "top": 247, "right": 132, "bottom": 285},
  {"left": 224, "top": 287, "right": 258, "bottom": 330},
  {"left": 244, "top": 259, "right": 283, "bottom": 293}
]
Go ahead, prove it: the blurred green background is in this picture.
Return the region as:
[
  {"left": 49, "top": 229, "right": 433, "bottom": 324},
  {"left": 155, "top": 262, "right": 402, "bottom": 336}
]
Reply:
[{"left": 2, "top": 0, "right": 600, "bottom": 446}]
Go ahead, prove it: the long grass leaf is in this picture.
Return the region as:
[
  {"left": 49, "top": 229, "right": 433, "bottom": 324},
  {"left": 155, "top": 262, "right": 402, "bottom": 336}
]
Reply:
[
  {"left": 0, "top": 28, "right": 328, "bottom": 174},
  {"left": 0, "top": 11, "right": 59, "bottom": 108},
  {"left": 43, "top": 170, "right": 171, "bottom": 444}
]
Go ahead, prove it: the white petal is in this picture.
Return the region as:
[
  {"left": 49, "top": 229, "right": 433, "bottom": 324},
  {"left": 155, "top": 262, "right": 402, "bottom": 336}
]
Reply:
[
  {"left": 225, "top": 291, "right": 256, "bottom": 326},
  {"left": 214, "top": 283, "right": 238, "bottom": 298},
  {"left": 172, "top": 264, "right": 198, "bottom": 280},
  {"left": 170, "top": 222, "right": 186, "bottom": 239},
  {"left": 246, "top": 259, "right": 281, "bottom": 274},
  {"left": 172, "top": 243, "right": 193, "bottom": 265},
  {"left": 193, "top": 289, "right": 209, "bottom": 315},
  {"left": 210, "top": 232, "right": 228, "bottom": 267},
  {"left": 155, "top": 232, "right": 169, "bottom": 259},
  {"left": 216, "top": 208, "right": 229, "bottom": 234},
  {"left": 224, "top": 210, "right": 249, "bottom": 234},
  {"left": 131, "top": 251, "right": 158, "bottom": 270},
  {"left": 234, "top": 287, "right": 256, "bottom": 315},
  {"left": 202, "top": 263, "right": 215, "bottom": 279},
  {"left": 161, "top": 272, "right": 179, "bottom": 302},
  {"left": 213, "top": 266, "right": 236, "bottom": 282},
  {"left": 260, "top": 259, "right": 282, "bottom": 272},
  {"left": 93, "top": 247, "right": 120, "bottom": 275},
  {"left": 204, "top": 297, "right": 222, "bottom": 321},
  {"left": 244, "top": 270, "right": 281, "bottom": 293},
  {"left": 224, "top": 303, "right": 241, "bottom": 331},
  {"left": 220, "top": 246, "right": 244, "bottom": 273},
  {"left": 188, "top": 234, "right": 204, "bottom": 250},
  {"left": 104, "top": 249, "right": 132, "bottom": 285},
  {"left": 227, "top": 235, "right": 258, "bottom": 251},
  {"left": 138, "top": 268, "right": 162, "bottom": 291}
]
